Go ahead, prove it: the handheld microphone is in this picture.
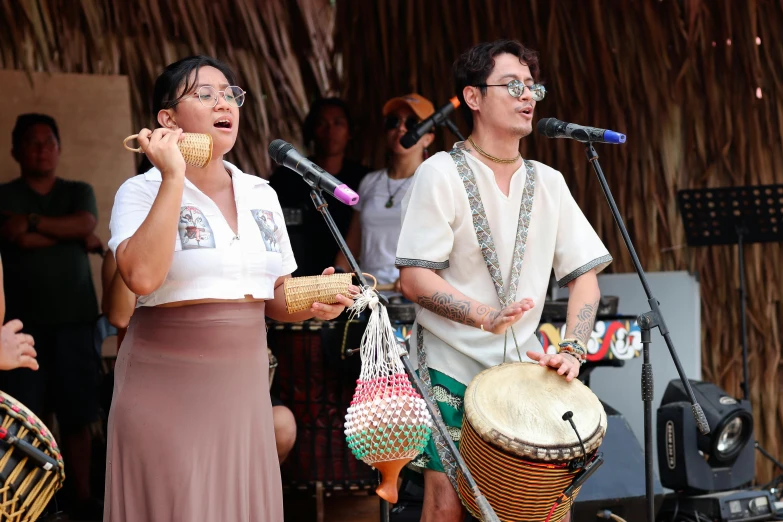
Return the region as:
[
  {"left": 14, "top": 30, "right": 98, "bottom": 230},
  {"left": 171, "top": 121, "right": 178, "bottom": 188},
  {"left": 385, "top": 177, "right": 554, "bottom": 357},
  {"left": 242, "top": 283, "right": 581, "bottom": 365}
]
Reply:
[
  {"left": 0, "top": 427, "right": 58, "bottom": 471},
  {"left": 268, "top": 140, "right": 359, "bottom": 206},
  {"left": 537, "top": 118, "right": 626, "bottom": 144},
  {"left": 400, "top": 97, "right": 461, "bottom": 149}
]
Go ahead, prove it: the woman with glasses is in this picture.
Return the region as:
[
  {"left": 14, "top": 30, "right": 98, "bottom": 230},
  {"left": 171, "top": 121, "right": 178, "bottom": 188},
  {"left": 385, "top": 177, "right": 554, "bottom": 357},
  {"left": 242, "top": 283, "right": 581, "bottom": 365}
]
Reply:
[
  {"left": 335, "top": 94, "right": 435, "bottom": 292},
  {"left": 104, "top": 56, "right": 354, "bottom": 521}
]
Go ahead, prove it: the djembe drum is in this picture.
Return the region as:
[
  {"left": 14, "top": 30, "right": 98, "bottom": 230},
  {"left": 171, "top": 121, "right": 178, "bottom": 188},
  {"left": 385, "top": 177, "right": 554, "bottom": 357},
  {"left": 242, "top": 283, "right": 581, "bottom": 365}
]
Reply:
[
  {"left": 458, "top": 363, "right": 607, "bottom": 522},
  {"left": 0, "top": 391, "right": 65, "bottom": 521}
]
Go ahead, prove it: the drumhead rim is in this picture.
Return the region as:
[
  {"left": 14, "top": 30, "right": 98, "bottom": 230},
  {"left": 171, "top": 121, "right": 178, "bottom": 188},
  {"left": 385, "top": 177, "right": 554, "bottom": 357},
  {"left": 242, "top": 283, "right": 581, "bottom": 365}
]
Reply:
[
  {"left": 0, "top": 390, "right": 66, "bottom": 480},
  {"left": 463, "top": 362, "right": 607, "bottom": 461}
]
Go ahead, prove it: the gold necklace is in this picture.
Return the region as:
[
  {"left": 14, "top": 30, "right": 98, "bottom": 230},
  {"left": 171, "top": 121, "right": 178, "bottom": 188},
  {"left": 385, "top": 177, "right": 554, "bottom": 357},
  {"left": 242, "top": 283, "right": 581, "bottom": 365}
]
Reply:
[{"left": 468, "top": 136, "right": 521, "bottom": 164}]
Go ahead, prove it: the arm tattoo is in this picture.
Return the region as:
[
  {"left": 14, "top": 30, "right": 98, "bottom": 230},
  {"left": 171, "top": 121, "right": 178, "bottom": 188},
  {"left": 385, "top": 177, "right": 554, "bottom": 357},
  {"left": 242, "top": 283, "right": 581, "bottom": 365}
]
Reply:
[
  {"left": 570, "top": 299, "right": 599, "bottom": 344},
  {"left": 417, "top": 292, "right": 473, "bottom": 325}
]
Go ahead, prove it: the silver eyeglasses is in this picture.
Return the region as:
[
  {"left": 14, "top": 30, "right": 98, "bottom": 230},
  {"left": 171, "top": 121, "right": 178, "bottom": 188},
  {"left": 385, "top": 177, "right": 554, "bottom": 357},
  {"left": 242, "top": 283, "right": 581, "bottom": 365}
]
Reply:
[
  {"left": 191, "top": 85, "right": 247, "bottom": 108},
  {"left": 474, "top": 80, "right": 546, "bottom": 102}
]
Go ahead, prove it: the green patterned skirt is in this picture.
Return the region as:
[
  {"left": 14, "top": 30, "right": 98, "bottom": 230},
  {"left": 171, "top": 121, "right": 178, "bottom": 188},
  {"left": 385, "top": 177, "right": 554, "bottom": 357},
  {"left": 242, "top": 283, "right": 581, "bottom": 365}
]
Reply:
[{"left": 408, "top": 369, "right": 467, "bottom": 474}]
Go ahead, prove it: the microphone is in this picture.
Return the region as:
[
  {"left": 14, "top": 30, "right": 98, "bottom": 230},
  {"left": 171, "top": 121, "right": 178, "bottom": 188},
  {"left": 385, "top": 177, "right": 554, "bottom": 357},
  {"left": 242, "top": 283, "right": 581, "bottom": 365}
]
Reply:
[
  {"left": 537, "top": 118, "right": 626, "bottom": 144},
  {"left": 0, "top": 427, "right": 58, "bottom": 471},
  {"left": 268, "top": 140, "right": 359, "bottom": 206},
  {"left": 401, "top": 97, "right": 461, "bottom": 149}
]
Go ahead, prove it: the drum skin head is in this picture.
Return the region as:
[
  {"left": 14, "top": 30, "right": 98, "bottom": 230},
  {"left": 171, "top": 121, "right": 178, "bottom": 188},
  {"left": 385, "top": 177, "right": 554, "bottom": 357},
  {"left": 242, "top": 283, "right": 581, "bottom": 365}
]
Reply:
[{"left": 464, "top": 362, "right": 607, "bottom": 461}]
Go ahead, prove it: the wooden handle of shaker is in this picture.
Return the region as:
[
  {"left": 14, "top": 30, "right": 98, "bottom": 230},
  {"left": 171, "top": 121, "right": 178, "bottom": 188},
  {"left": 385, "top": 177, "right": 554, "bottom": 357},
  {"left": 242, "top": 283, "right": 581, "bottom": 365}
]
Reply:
[
  {"left": 376, "top": 283, "right": 395, "bottom": 291},
  {"left": 123, "top": 134, "right": 142, "bottom": 153}
]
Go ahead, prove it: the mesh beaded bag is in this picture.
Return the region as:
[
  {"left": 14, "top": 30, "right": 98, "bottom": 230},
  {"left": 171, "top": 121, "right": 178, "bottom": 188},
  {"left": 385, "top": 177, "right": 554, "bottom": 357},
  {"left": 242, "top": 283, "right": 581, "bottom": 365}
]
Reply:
[{"left": 343, "top": 286, "right": 432, "bottom": 503}]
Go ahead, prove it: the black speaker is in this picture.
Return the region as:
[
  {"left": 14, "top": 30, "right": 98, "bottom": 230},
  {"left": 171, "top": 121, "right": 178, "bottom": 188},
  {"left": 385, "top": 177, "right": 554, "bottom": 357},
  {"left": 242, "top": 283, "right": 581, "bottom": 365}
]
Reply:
[
  {"left": 657, "top": 380, "right": 755, "bottom": 493},
  {"left": 572, "top": 402, "right": 665, "bottom": 520}
]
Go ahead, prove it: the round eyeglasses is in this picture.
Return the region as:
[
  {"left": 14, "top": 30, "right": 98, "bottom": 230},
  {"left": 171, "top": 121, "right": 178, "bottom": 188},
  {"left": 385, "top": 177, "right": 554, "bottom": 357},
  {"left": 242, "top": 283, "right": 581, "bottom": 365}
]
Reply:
[
  {"left": 474, "top": 80, "right": 546, "bottom": 102},
  {"left": 191, "top": 85, "right": 247, "bottom": 108}
]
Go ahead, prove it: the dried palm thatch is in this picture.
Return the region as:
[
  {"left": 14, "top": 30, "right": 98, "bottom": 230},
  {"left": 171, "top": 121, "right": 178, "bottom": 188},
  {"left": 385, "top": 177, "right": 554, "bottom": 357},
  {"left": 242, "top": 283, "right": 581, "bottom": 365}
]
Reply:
[
  {"left": 337, "top": 0, "right": 783, "bottom": 483},
  {"left": 0, "top": 0, "right": 339, "bottom": 176}
]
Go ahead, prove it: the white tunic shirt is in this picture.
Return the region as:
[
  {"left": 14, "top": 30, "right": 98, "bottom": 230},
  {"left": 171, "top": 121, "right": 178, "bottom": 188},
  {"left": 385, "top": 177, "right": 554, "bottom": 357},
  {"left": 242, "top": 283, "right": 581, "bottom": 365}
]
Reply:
[
  {"left": 395, "top": 147, "right": 611, "bottom": 385},
  {"left": 108, "top": 161, "right": 297, "bottom": 307}
]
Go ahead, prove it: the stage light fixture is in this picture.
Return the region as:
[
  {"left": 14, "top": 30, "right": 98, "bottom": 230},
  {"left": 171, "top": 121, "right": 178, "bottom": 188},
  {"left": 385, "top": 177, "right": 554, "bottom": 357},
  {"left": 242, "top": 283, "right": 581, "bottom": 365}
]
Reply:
[{"left": 657, "top": 379, "right": 755, "bottom": 493}]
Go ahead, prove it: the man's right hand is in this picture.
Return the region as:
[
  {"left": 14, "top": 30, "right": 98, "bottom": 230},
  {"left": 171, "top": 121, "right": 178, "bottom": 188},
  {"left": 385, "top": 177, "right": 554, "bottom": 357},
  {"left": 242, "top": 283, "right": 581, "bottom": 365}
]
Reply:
[
  {"left": 136, "top": 128, "right": 186, "bottom": 180},
  {"left": 0, "top": 320, "right": 38, "bottom": 371},
  {"left": 484, "top": 298, "right": 535, "bottom": 334}
]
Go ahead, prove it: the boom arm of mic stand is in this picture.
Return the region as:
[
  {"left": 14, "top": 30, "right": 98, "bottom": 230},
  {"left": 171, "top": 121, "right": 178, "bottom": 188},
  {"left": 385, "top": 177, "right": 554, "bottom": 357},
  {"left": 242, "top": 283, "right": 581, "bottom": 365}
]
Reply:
[
  {"left": 308, "top": 188, "right": 498, "bottom": 522},
  {"left": 441, "top": 118, "right": 465, "bottom": 142},
  {"left": 309, "top": 189, "right": 376, "bottom": 294}
]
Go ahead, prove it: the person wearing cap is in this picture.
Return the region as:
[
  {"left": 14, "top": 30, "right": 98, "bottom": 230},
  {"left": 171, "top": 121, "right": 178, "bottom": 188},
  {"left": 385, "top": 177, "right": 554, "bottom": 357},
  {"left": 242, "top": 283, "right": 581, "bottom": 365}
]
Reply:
[{"left": 335, "top": 94, "right": 435, "bottom": 291}]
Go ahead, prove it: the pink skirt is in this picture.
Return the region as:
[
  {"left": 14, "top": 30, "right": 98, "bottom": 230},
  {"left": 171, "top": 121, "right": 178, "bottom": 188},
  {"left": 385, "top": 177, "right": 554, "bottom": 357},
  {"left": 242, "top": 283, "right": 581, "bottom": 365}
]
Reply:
[{"left": 104, "top": 302, "right": 282, "bottom": 522}]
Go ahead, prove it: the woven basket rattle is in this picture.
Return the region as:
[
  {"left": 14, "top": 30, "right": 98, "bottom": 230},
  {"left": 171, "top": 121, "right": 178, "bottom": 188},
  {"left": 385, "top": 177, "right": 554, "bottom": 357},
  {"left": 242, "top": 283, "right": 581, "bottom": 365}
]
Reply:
[
  {"left": 283, "top": 272, "right": 355, "bottom": 313},
  {"left": 123, "top": 132, "right": 213, "bottom": 168}
]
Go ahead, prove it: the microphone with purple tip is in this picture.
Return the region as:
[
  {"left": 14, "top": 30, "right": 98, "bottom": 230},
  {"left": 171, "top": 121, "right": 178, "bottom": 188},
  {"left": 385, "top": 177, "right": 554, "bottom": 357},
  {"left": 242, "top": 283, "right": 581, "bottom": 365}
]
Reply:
[
  {"left": 537, "top": 118, "right": 626, "bottom": 144},
  {"left": 268, "top": 139, "right": 359, "bottom": 206}
]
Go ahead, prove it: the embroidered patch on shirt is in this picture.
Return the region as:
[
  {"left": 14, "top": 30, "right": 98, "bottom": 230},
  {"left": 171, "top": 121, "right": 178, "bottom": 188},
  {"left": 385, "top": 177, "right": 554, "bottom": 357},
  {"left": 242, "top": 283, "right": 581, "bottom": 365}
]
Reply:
[
  {"left": 178, "top": 205, "right": 216, "bottom": 249},
  {"left": 251, "top": 209, "right": 281, "bottom": 253}
]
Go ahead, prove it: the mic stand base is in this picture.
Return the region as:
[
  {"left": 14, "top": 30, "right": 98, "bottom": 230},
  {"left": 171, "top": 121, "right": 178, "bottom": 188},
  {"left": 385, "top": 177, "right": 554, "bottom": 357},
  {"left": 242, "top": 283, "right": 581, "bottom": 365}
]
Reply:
[
  {"left": 584, "top": 144, "right": 710, "bottom": 522},
  {"left": 307, "top": 188, "right": 498, "bottom": 522}
]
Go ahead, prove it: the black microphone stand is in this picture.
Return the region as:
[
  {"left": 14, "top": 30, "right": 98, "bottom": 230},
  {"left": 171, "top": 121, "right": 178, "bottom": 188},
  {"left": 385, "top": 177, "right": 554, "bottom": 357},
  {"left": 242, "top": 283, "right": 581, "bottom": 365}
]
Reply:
[
  {"left": 441, "top": 118, "right": 465, "bottom": 141},
  {"left": 307, "top": 188, "right": 499, "bottom": 522},
  {"left": 583, "top": 143, "right": 710, "bottom": 522}
]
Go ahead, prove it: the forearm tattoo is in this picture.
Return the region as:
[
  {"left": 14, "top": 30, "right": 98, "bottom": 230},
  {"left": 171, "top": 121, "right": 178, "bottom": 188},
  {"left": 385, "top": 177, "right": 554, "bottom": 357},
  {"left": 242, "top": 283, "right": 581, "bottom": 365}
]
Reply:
[
  {"left": 570, "top": 299, "right": 599, "bottom": 344},
  {"left": 417, "top": 292, "right": 474, "bottom": 325}
]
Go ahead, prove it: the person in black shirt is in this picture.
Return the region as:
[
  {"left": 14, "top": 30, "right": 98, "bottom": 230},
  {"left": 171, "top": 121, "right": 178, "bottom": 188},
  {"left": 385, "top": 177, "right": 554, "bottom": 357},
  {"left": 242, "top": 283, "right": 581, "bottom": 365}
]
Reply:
[
  {"left": 268, "top": 98, "right": 370, "bottom": 276},
  {"left": 0, "top": 113, "right": 102, "bottom": 519}
]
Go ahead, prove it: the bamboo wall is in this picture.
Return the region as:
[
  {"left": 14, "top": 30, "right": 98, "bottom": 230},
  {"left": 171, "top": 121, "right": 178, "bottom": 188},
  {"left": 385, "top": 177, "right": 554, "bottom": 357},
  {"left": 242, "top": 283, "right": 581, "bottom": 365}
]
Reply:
[{"left": 1, "top": 0, "right": 782, "bottom": 484}]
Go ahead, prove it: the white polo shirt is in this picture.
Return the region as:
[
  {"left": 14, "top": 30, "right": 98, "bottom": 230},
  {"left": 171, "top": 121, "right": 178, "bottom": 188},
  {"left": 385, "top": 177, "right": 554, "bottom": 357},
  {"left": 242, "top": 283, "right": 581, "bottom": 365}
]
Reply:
[
  {"left": 108, "top": 161, "right": 297, "bottom": 307},
  {"left": 396, "top": 148, "right": 612, "bottom": 385}
]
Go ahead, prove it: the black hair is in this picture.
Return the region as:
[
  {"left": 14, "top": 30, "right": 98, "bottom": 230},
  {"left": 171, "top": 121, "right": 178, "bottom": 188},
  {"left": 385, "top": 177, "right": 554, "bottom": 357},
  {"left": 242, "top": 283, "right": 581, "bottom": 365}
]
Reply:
[
  {"left": 302, "top": 97, "right": 354, "bottom": 145},
  {"left": 152, "top": 55, "right": 238, "bottom": 115},
  {"left": 453, "top": 39, "right": 541, "bottom": 131},
  {"left": 12, "top": 113, "right": 60, "bottom": 151}
]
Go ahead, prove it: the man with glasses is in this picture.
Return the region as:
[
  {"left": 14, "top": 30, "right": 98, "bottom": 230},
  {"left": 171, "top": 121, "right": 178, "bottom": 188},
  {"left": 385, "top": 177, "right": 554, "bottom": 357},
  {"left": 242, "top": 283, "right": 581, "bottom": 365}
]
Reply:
[
  {"left": 395, "top": 40, "right": 612, "bottom": 521},
  {"left": 0, "top": 113, "right": 103, "bottom": 519}
]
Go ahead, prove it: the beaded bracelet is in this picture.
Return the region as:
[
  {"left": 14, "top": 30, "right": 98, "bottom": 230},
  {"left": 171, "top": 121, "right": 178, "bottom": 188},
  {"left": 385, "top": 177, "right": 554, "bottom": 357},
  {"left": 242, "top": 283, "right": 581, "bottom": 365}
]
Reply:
[{"left": 558, "top": 338, "right": 587, "bottom": 365}]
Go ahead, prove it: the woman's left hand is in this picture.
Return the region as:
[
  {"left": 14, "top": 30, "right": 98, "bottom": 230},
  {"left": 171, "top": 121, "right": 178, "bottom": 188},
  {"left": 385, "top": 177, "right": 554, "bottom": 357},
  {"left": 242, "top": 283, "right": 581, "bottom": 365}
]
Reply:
[{"left": 310, "top": 267, "right": 359, "bottom": 321}]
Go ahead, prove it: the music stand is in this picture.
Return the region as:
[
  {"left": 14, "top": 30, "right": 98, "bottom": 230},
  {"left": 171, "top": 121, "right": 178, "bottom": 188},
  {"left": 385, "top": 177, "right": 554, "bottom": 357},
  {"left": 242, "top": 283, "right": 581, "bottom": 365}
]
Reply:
[{"left": 677, "top": 184, "right": 783, "bottom": 402}]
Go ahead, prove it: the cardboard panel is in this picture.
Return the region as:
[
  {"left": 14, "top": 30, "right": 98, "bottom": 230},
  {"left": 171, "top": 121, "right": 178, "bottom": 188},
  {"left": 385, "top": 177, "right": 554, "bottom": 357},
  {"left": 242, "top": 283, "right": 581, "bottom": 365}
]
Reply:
[{"left": 0, "top": 70, "right": 136, "bottom": 336}]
